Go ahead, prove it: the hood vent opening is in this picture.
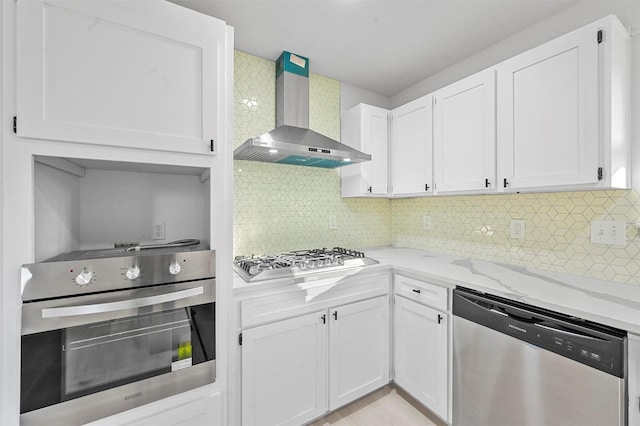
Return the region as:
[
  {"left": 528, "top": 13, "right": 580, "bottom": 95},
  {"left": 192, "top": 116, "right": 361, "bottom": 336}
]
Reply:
[{"left": 233, "top": 51, "right": 371, "bottom": 169}]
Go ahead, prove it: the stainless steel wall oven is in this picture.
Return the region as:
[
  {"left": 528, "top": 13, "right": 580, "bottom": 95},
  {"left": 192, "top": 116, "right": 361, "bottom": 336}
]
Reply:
[{"left": 20, "top": 243, "right": 216, "bottom": 425}]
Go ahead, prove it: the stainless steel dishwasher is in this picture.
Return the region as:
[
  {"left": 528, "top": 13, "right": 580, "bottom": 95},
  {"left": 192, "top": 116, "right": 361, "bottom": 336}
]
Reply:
[{"left": 453, "top": 287, "right": 626, "bottom": 426}]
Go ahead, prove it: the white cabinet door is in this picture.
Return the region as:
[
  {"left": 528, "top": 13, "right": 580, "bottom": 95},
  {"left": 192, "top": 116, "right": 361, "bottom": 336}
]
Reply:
[
  {"left": 241, "top": 312, "right": 328, "bottom": 426},
  {"left": 394, "top": 296, "right": 448, "bottom": 421},
  {"left": 497, "top": 21, "right": 599, "bottom": 190},
  {"left": 341, "top": 104, "right": 389, "bottom": 197},
  {"left": 329, "top": 296, "right": 389, "bottom": 410},
  {"left": 390, "top": 95, "right": 433, "bottom": 196},
  {"left": 17, "top": 0, "right": 225, "bottom": 155},
  {"left": 434, "top": 69, "right": 495, "bottom": 193}
]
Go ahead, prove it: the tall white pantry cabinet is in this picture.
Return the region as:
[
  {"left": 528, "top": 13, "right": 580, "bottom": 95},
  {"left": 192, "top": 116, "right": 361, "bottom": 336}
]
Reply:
[{"left": 0, "top": 1, "right": 234, "bottom": 425}]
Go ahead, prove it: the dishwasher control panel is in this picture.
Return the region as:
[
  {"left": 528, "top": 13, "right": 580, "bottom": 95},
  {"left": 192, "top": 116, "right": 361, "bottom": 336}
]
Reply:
[{"left": 454, "top": 287, "right": 627, "bottom": 378}]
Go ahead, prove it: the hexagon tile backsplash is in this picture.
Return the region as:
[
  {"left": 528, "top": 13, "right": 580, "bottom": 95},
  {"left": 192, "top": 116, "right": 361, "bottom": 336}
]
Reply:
[
  {"left": 392, "top": 190, "right": 640, "bottom": 285},
  {"left": 233, "top": 51, "right": 391, "bottom": 257},
  {"left": 234, "top": 50, "right": 640, "bottom": 286}
]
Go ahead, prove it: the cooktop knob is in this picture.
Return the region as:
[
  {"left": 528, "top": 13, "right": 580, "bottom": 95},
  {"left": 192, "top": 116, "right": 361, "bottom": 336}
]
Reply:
[
  {"left": 169, "top": 261, "right": 182, "bottom": 276},
  {"left": 126, "top": 265, "right": 140, "bottom": 280},
  {"left": 75, "top": 268, "right": 94, "bottom": 285}
]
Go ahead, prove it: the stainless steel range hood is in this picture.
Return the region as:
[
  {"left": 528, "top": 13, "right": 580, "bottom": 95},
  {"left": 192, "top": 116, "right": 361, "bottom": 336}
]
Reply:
[{"left": 233, "top": 52, "right": 371, "bottom": 169}]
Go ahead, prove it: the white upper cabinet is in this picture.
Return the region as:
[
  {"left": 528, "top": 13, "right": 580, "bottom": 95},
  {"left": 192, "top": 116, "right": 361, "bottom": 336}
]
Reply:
[
  {"left": 390, "top": 95, "right": 433, "bottom": 196},
  {"left": 341, "top": 104, "right": 389, "bottom": 197},
  {"left": 434, "top": 69, "right": 496, "bottom": 193},
  {"left": 17, "top": 0, "right": 226, "bottom": 155},
  {"left": 497, "top": 15, "right": 630, "bottom": 191}
]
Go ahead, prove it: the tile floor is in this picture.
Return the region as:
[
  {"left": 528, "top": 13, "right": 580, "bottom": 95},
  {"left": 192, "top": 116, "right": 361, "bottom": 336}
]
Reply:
[{"left": 309, "top": 385, "right": 445, "bottom": 426}]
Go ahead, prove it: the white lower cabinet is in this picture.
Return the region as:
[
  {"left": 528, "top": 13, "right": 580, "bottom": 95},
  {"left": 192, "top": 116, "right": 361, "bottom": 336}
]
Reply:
[
  {"left": 329, "top": 297, "right": 390, "bottom": 410},
  {"left": 241, "top": 311, "right": 328, "bottom": 426},
  {"left": 393, "top": 275, "right": 449, "bottom": 422},
  {"left": 241, "top": 296, "right": 389, "bottom": 426}
]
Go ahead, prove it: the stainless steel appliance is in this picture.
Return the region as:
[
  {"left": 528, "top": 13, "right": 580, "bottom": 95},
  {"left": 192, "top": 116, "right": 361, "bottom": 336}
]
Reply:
[
  {"left": 233, "top": 51, "right": 371, "bottom": 168},
  {"left": 453, "top": 287, "right": 626, "bottom": 426},
  {"left": 233, "top": 247, "right": 378, "bottom": 282},
  {"left": 20, "top": 241, "right": 216, "bottom": 426}
]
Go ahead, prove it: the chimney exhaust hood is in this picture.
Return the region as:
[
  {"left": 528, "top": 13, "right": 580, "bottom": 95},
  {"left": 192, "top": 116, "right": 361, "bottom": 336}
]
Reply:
[{"left": 233, "top": 52, "right": 371, "bottom": 168}]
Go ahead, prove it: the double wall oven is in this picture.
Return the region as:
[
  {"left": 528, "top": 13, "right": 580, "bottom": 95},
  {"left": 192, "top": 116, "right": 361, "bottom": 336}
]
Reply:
[{"left": 20, "top": 241, "right": 216, "bottom": 425}]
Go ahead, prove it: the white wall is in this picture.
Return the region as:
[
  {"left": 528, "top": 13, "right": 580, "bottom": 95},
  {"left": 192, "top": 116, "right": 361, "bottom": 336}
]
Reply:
[
  {"left": 340, "top": 81, "right": 390, "bottom": 115},
  {"left": 78, "top": 169, "right": 207, "bottom": 249},
  {"left": 34, "top": 164, "right": 209, "bottom": 261},
  {"left": 34, "top": 163, "right": 81, "bottom": 261}
]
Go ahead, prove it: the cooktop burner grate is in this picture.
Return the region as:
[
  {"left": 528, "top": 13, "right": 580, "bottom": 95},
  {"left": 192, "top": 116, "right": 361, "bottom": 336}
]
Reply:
[{"left": 233, "top": 247, "right": 378, "bottom": 282}]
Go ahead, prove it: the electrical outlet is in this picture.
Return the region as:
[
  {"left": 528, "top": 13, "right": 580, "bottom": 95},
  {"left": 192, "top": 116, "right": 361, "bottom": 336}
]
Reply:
[
  {"left": 328, "top": 215, "right": 337, "bottom": 230},
  {"left": 510, "top": 220, "right": 525, "bottom": 239},
  {"left": 152, "top": 222, "right": 166, "bottom": 240},
  {"left": 591, "top": 221, "right": 626, "bottom": 246},
  {"left": 423, "top": 215, "right": 431, "bottom": 230}
]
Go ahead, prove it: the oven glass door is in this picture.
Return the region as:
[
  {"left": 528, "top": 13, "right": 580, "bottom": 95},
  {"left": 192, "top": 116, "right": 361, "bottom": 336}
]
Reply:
[{"left": 21, "top": 302, "right": 215, "bottom": 414}]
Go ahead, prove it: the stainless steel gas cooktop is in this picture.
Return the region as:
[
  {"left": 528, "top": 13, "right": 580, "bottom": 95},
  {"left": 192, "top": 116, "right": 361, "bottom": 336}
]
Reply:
[{"left": 233, "top": 247, "right": 379, "bottom": 282}]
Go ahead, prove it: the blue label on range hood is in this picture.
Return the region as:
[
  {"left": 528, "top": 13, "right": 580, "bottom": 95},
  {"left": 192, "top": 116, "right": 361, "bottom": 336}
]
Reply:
[
  {"left": 276, "top": 155, "right": 344, "bottom": 168},
  {"left": 276, "top": 51, "right": 309, "bottom": 79}
]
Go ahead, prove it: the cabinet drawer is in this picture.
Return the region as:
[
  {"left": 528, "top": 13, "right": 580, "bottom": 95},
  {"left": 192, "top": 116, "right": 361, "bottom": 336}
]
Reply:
[
  {"left": 395, "top": 274, "right": 448, "bottom": 311},
  {"left": 240, "top": 272, "right": 390, "bottom": 328}
]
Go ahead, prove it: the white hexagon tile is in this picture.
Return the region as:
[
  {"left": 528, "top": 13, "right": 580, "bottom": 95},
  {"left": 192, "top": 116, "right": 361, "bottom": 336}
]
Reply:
[{"left": 234, "top": 50, "right": 640, "bottom": 286}]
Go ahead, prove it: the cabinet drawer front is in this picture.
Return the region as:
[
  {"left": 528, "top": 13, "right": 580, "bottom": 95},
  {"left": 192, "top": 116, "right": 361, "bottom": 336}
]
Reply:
[
  {"left": 395, "top": 274, "right": 448, "bottom": 311},
  {"left": 240, "top": 273, "right": 390, "bottom": 328}
]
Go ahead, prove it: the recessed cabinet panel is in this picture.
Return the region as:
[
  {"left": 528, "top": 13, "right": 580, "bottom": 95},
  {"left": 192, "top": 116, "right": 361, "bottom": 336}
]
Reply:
[
  {"left": 367, "top": 110, "right": 389, "bottom": 194},
  {"left": 497, "top": 20, "right": 600, "bottom": 190},
  {"left": 391, "top": 96, "right": 433, "bottom": 196},
  {"left": 394, "top": 296, "right": 448, "bottom": 421},
  {"left": 241, "top": 312, "right": 327, "bottom": 426},
  {"left": 329, "top": 296, "right": 389, "bottom": 410},
  {"left": 17, "top": 0, "right": 224, "bottom": 154},
  {"left": 434, "top": 69, "right": 496, "bottom": 193}
]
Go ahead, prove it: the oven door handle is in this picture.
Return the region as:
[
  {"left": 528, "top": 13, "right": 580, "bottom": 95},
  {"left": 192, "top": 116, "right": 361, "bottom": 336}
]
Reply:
[{"left": 41, "top": 287, "right": 204, "bottom": 318}]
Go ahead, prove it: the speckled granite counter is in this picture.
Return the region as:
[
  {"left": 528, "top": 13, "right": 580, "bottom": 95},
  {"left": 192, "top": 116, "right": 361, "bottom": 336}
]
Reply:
[{"left": 233, "top": 246, "right": 640, "bottom": 334}]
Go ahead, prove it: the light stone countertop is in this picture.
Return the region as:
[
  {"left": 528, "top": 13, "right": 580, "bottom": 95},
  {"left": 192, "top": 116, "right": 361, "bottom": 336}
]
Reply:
[{"left": 234, "top": 246, "right": 640, "bottom": 334}]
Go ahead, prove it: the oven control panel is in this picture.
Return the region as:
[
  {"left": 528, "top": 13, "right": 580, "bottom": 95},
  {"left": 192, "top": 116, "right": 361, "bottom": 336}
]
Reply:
[{"left": 21, "top": 250, "right": 215, "bottom": 301}]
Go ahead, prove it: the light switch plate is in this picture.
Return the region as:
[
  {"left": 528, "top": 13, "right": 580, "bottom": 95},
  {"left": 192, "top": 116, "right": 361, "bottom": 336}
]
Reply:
[
  {"left": 328, "top": 215, "right": 337, "bottom": 230},
  {"left": 510, "top": 220, "right": 525, "bottom": 239},
  {"left": 591, "top": 221, "right": 626, "bottom": 246},
  {"left": 423, "top": 215, "right": 431, "bottom": 230}
]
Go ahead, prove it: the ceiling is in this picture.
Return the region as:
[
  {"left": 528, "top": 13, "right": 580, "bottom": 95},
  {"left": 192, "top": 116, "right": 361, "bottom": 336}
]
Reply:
[{"left": 170, "top": 0, "right": 581, "bottom": 96}]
